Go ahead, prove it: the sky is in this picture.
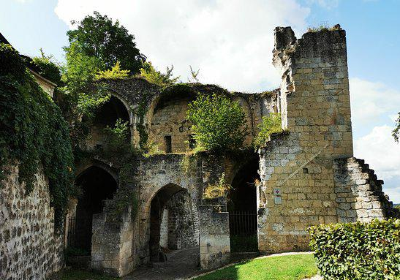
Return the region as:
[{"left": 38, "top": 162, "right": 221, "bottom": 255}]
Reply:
[{"left": 1, "top": 0, "right": 400, "bottom": 203}]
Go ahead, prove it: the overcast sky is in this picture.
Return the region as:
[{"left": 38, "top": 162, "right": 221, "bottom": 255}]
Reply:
[{"left": 2, "top": 0, "right": 399, "bottom": 203}]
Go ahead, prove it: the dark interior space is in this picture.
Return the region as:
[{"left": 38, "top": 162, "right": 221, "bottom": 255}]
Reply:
[
  {"left": 228, "top": 155, "right": 260, "bottom": 252},
  {"left": 70, "top": 166, "right": 118, "bottom": 254},
  {"left": 93, "top": 96, "right": 130, "bottom": 127}
]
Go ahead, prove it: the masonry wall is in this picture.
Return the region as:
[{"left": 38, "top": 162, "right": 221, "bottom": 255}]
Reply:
[
  {"left": 166, "top": 191, "right": 199, "bottom": 249},
  {"left": 199, "top": 204, "right": 230, "bottom": 270},
  {"left": 91, "top": 207, "right": 134, "bottom": 277},
  {"left": 333, "top": 157, "right": 396, "bottom": 222},
  {"left": 258, "top": 27, "right": 353, "bottom": 253},
  {"left": 0, "top": 166, "right": 64, "bottom": 280}
]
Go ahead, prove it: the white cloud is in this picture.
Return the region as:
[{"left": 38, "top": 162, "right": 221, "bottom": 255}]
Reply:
[
  {"left": 306, "top": 0, "right": 339, "bottom": 9},
  {"left": 54, "top": 0, "right": 310, "bottom": 91},
  {"left": 354, "top": 125, "right": 400, "bottom": 203},
  {"left": 350, "top": 78, "right": 400, "bottom": 130}
]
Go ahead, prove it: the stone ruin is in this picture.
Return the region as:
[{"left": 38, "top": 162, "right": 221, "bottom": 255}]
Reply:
[{"left": 1, "top": 26, "right": 399, "bottom": 279}]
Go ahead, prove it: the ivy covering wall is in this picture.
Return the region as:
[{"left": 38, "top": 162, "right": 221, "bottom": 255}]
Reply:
[{"left": 0, "top": 43, "right": 75, "bottom": 228}]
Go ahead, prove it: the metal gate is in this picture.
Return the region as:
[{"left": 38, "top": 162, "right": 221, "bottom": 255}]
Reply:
[
  {"left": 229, "top": 211, "right": 258, "bottom": 252},
  {"left": 67, "top": 217, "right": 92, "bottom": 254}
]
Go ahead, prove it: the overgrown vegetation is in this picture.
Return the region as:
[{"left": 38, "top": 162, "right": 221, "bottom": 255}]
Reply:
[
  {"left": 307, "top": 23, "right": 341, "bottom": 33},
  {"left": 254, "top": 113, "right": 282, "bottom": 148},
  {"left": 203, "top": 172, "right": 231, "bottom": 199},
  {"left": 393, "top": 112, "right": 400, "bottom": 142},
  {"left": 0, "top": 43, "right": 75, "bottom": 228},
  {"left": 140, "top": 61, "right": 179, "bottom": 87},
  {"left": 194, "top": 254, "right": 317, "bottom": 280},
  {"left": 309, "top": 219, "right": 400, "bottom": 280},
  {"left": 31, "top": 48, "right": 62, "bottom": 84},
  {"left": 95, "top": 61, "right": 130, "bottom": 80},
  {"left": 187, "top": 93, "right": 248, "bottom": 152}
]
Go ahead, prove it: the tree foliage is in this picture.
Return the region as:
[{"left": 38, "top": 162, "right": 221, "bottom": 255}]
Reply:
[
  {"left": 95, "top": 61, "right": 130, "bottom": 80},
  {"left": 67, "top": 11, "right": 145, "bottom": 74},
  {"left": 187, "top": 93, "right": 248, "bottom": 152},
  {"left": 393, "top": 112, "right": 400, "bottom": 142},
  {"left": 254, "top": 113, "right": 282, "bottom": 148},
  {"left": 140, "top": 61, "right": 179, "bottom": 87},
  {"left": 0, "top": 43, "right": 75, "bottom": 228},
  {"left": 31, "top": 49, "right": 62, "bottom": 84}
]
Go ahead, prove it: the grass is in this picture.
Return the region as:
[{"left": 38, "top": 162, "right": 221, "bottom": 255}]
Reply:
[
  {"left": 59, "top": 268, "right": 118, "bottom": 280},
  {"left": 195, "top": 254, "right": 317, "bottom": 280}
]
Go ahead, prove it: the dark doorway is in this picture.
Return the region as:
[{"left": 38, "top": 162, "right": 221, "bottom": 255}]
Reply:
[
  {"left": 228, "top": 156, "right": 259, "bottom": 252},
  {"left": 70, "top": 166, "right": 118, "bottom": 254}
]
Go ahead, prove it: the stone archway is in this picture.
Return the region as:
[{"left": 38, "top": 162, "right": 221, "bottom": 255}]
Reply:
[
  {"left": 69, "top": 166, "right": 118, "bottom": 254},
  {"left": 86, "top": 95, "right": 132, "bottom": 150},
  {"left": 149, "top": 184, "right": 198, "bottom": 262}
]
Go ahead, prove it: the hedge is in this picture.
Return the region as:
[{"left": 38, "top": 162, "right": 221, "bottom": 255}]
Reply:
[{"left": 309, "top": 219, "right": 400, "bottom": 280}]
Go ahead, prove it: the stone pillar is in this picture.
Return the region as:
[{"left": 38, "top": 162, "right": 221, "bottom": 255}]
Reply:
[
  {"left": 199, "top": 198, "right": 230, "bottom": 270},
  {"left": 91, "top": 207, "right": 134, "bottom": 277}
]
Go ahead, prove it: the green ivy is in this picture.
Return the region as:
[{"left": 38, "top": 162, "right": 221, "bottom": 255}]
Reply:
[
  {"left": 309, "top": 219, "right": 400, "bottom": 280},
  {"left": 0, "top": 43, "right": 75, "bottom": 229}
]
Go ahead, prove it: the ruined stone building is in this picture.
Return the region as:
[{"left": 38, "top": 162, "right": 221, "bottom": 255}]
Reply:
[{"left": 1, "top": 26, "right": 399, "bottom": 279}]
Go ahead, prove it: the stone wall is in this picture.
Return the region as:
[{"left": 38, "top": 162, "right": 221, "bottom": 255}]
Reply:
[
  {"left": 0, "top": 166, "right": 64, "bottom": 280},
  {"left": 257, "top": 27, "right": 353, "bottom": 253},
  {"left": 257, "top": 26, "right": 398, "bottom": 254},
  {"left": 199, "top": 202, "right": 230, "bottom": 270},
  {"left": 91, "top": 206, "right": 134, "bottom": 277},
  {"left": 166, "top": 191, "right": 199, "bottom": 249},
  {"left": 333, "top": 157, "right": 397, "bottom": 222}
]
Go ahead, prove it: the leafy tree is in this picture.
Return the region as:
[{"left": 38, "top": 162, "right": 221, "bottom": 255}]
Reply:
[
  {"left": 96, "top": 61, "right": 130, "bottom": 80},
  {"left": 254, "top": 113, "right": 282, "bottom": 148},
  {"left": 187, "top": 93, "right": 248, "bottom": 152},
  {"left": 31, "top": 48, "right": 62, "bottom": 84},
  {"left": 67, "top": 11, "right": 145, "bottom": 74},
  {"left": 140, "top": 61, "right": 179, "bottom": 87},
  {"left": 393, "top": 112, "right": 400, "bottom": 142}
]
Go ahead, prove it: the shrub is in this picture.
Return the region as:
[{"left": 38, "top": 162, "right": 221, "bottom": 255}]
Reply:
[
  {"left": 309, "top": 219, "right": 400, "bottom": 280},
  {"left": 140, "top": 61, "right": 179, "bottom": 87},
  {"left": 32, "top": 49, "right": 62, "bottom": 84},
  {"left": 254, "top": 113, "right": 282, "bottom": 148},
  {"left": 95, "top": 61, "right": 130, "bottom": 80},
  {"left": 187, "top": 93, "right": 248, "bottom": 152}
]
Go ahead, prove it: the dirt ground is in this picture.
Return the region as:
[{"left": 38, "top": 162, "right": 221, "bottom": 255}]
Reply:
[{"left": 123, "top": 247, "right": 200, "bottom": 280}]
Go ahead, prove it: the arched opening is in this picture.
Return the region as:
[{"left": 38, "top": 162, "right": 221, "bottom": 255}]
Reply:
[
  {"left": 149, "top": 184, "right": 199, "bottom": 262},
  {"left": 69, "top": 166, "right": 118, "bottom": 254},
  {"left": 149, "top": 91, "right": 197, "bottom": 153},
  {"left": 228, "top": 155, "right": 260, "bottom": 252},
  {"left": 86, "top": 95, "right": 131, "bottom": 150}
]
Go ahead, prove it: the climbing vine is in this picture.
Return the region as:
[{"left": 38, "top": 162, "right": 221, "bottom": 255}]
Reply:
[{"left": 0, "top": 43, "right": 75, "bottom": 228}]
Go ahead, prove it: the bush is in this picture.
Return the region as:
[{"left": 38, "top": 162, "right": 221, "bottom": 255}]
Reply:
[
  {"left": 187, "top": 93, "right": 248, "bottom": 152},
  {"left": 309, "top": 219, "right": 400, "bottom": 280},
  {"left": 254, "top": 113, "right": 282, "bottom": 148}
]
